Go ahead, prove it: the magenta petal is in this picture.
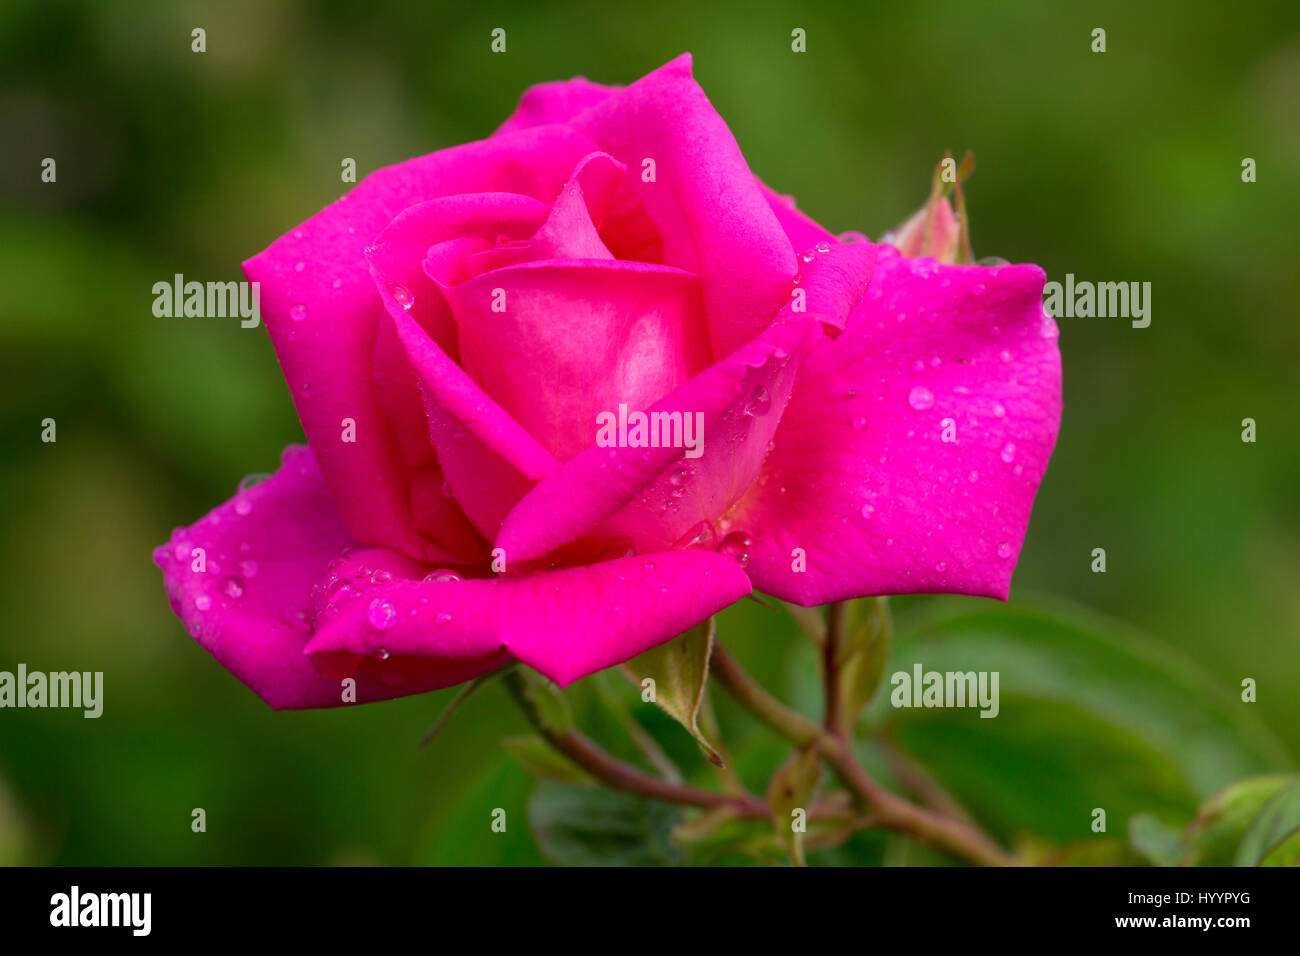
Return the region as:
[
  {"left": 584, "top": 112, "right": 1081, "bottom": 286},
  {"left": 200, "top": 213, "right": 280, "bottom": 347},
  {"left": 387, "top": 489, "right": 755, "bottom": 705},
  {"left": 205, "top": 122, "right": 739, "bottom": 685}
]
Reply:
[
  {"left": 494, "top": 76, "right": 618, "bottom": 136},
  {"left": 387, "top": 308, "right": 560, "bottom": 539},
  {"left": 243, "top": 124, "right": 594, "bottom": 559},
  {"left": 153, "top": 446, "right": 504, "bottom": 709},
  {"left": 761, "top": 183, "right": 838, "bottom": 253},
  {"left": 495, "top": 311, "right": 819, "bottom": 562},
  {"left": 304, "top": 550, "right": 751, "bottom": 688},
  {"left": 570, "top": 54, "right": 797, "bottom": 357},
  {"left": 735, "top": 248, "right": 1063, "bottom": 604},
  {"left": 446, "top": 259, "right": 711, "bottom": 462}
]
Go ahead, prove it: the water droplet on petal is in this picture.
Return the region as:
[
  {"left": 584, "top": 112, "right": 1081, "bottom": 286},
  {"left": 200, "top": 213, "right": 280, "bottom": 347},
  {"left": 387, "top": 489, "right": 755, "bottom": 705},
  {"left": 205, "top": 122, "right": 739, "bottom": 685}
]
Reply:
[
  {"left": 289, "top": 303, "right": 309, "bottom": 322},
  {"left": 376, "top": 648, "right": 391, "bottom": 661},
  {"left": 367, "top": 598, "right": 398, "bottom": 630},
  {"left": 851, "top": 415, "right": 867, "bottom": 431},
  {"left": 435, "top": 611, "right": 452, "bottom": 624},
  {"left": 423, "top": 568, "right": 463, "bottom": 583},
  {"left": 387, "top": 283, "right": 414, "bottom": 310},
  {"left": 299, "top": 382, "right": 312, "bottom": 397},
  {"left": 234, "top": 497, "right": 252, "bottom": 516},
  {"left": 744, "top": 385, "right": 771, "bottom": 417},
  {"left": 239, "top": 559, "right": 258, "bottom": 578},
  {"left": 279, "top": 606, "right": 311, "bottom": 631},
  {"left": 237, "top": 473, "right": 271, "bottom": 493},
  {"left": 815, "top": 241, "right": 830, "bottom": 253},
  {"left": 718, "top": 531, "right": 753, "bottom": 568},
  {"left": 221, "top": 576, "right": 244, "bottom": 599},
  {"left": 997, "top": 542, "right": 1012, "bottom": 559},
  {"left": 1001, "top": 442, "right": 1017, "bottom": 463},
  {"left": 908, "top": 386, "right": 935, "bottom": 411},
  {"left": 194, "top": 594, "right": 212, "bottom": 612},
  {"left": 674, "top": 520, "right": 717, "bottom": 550},
  {"left": 968, "top": 470, "right": 979, "bottom": 483},
  {"left": 294, "top": 260, "right": 306, "bottom": 273},
  {"left": 935, "top": 561, "right": 947, "bottom": 572},
  {"left": 860, "top": 503, "right": 875, "bottom": 519}
]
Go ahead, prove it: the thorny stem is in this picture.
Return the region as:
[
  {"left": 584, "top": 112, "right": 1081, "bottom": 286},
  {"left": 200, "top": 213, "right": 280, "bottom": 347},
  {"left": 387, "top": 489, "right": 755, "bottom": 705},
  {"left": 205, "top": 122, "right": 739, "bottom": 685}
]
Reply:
[{"left": 708, "top": 642, "right": 1017, "bottom": 867}]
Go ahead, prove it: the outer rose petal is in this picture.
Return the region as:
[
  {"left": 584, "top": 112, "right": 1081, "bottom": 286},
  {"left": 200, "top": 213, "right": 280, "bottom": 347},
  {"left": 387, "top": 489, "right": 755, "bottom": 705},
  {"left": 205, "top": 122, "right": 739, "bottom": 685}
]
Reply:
[
  {"left": 570, "top": 54, "right": 797, "bottom": 357},
  {"left": 735, "top": 247, "right": 1062, "bottom": 604},
  {"left": 304, "top": 550, "right": 752, "bottom": 688},
  {"left": 243, "top": 124, "right": 595, "bottom": 560},
  {"left": 153, "top": 446, "right": 507, "bottom": 709}
]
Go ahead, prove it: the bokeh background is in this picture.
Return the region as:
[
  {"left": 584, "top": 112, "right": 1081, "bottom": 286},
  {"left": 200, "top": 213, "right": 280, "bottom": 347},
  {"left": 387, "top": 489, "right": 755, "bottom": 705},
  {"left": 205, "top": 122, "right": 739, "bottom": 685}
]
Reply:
[{"left": 1, "top": 0, "right": 1297, "bottom": 865}]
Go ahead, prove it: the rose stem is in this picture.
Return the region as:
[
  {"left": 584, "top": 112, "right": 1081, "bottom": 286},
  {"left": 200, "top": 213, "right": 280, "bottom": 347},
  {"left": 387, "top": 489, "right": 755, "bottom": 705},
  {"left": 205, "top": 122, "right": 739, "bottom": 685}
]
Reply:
[
  {"left": 708, "top": 642, "right": 1017, "bottom": 867},
  {"left": 503, "top": 671, "right": 770, "bottom": 820},
  {"left": 823, "top": 601, "right": 846, "bottom": 737}
]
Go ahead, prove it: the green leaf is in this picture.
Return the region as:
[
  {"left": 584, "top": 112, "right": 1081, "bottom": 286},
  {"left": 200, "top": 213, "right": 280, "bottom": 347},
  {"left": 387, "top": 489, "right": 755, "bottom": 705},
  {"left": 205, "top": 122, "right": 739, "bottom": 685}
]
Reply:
[
  {"left": 1234, "top": 779, "right": 1300, "bottom": 866},
  {"left": 1184, "top": 774, "right": 1297, "bottom": 865},
  {"left": 527, "top": 781, "right": 684, "bottom": 866},
  {"left": 766, "top": 746, "right": 822, "bottom": 866},
  {"left": 869, "top": 596, "right": 1292, "bottom": 846},
  {"left": 499, "top": 735, "right": 593, "bottom": 784},
  {"left": 1129, "top": 813, "right": 1187, "bottom": 866},
  {"left": 620, "top": 619, "right": 723, "bottom": 766},
  {"left": 836, "top": 597, "right": 892, "bottom": 732}
]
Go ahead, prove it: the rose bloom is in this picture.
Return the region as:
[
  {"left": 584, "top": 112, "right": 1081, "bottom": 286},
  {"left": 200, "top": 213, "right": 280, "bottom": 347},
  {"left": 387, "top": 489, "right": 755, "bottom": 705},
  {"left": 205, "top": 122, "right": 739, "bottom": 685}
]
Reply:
[{"left": 155, "top": 55, "right": 1061, "bottom": 709}]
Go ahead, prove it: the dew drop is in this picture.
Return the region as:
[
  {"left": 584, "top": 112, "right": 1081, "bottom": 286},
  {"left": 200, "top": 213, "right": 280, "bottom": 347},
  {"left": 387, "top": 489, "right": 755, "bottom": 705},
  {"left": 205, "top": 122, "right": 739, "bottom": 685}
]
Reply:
[
  {"left": 435, "top": 611, "right": 452, "bottom": 624},
  {"left": 997, "top": 542, "right": 1012, "bottom": 559},
  {"left": 860, "top": 503, "right": 875, "bottom": 519},
  {"left": 367, "top": 597, "right": 398, "bottom": 630},
  {"left": 993, "top": 402, "right": 1006, "bottom": 418},
  {"left": 718, "top": 531, "right": 753, "bottom": 568},
  {"left": 237, "top": 472, "right": 270, "bottom": 493},
  {"left": 234, "top": 497, "right": 252, "bottom": 516},
  {"left": 376, "top": 648, "right": 391, "bottom": 661},
  {"left": 908, "top": 386, "right": 935, "bottom": 411},
  {"left": 815, "top": 241, "right": 830, "bottom": 253},
  {"left": 744, "top": 385, "right": 771, "bottom": 417},
  {"left": 289, "top": 303, "right": 309, "bottom": 322},
  {"left": 1001, "top": 442, "right": 1017, "bottom": 463},
  {"left": 278, "top": 605, "right": 311, "bottom": 631},
  {"left": 387, "top": 283, "right": 414, "bottom": 310},
  {"left": 299, "top": 382, "right": 312, "bottom": 397},
  {"left": 294, "top": 260, "right": 306, "bottom": 273},
  {"left": 674, "top": 519, "right": 717, "bottom": 550},
  {"left": 935, "top": 561, "right": 947, "bottom": 572},
  {"left": 221, "top": 576, "right": 245, "bottom": 599},
  {"left": 968, "top": 470, "right": 979, "bottom": 483},
  {"left": 972, "top": 283, "right": 986, "bottom": 296},
  {"left": 194, "top": 594, "right": 212, "bottom": 612},
  {"left": 851, "top": 415, "right": 867, "bottom": 431},
  {"left": 422, "top": 568, "right": 463, "bottom": 583}
]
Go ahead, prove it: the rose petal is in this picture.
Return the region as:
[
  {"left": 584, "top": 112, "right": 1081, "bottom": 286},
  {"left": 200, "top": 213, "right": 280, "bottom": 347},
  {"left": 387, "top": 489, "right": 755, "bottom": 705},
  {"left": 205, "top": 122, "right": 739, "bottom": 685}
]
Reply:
[
  {"left": 734, "top": 248, "right": 1062, "bottom": 603},
  {"left": 445, "top": 259, "right": 712, "bottom": 462},
  {"left": 304, "top": 550, "right": 752, "bottom": 688},
  {"left": 154, "top": 446, "right": 506, "bottom": 709},
  {"left": 243, "top": 124, "right": 595, "bottom": 559},
  {"left": 570, "top": 54, "right": 797, "bottom": 357}
]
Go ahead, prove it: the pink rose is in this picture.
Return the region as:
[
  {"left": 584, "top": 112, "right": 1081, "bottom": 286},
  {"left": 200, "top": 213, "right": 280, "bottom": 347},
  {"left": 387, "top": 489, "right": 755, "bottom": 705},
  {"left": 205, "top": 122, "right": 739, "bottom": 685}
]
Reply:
[{"left": 154, "top": 54, "right": 1061, "bottom": 709}]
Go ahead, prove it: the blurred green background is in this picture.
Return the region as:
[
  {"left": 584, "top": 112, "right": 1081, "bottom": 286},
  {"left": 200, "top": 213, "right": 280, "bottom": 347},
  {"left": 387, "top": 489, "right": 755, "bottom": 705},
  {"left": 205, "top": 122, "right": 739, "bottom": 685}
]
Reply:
[{"left": 1, "top": 0, "right": 1297, "bottom": 865}]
